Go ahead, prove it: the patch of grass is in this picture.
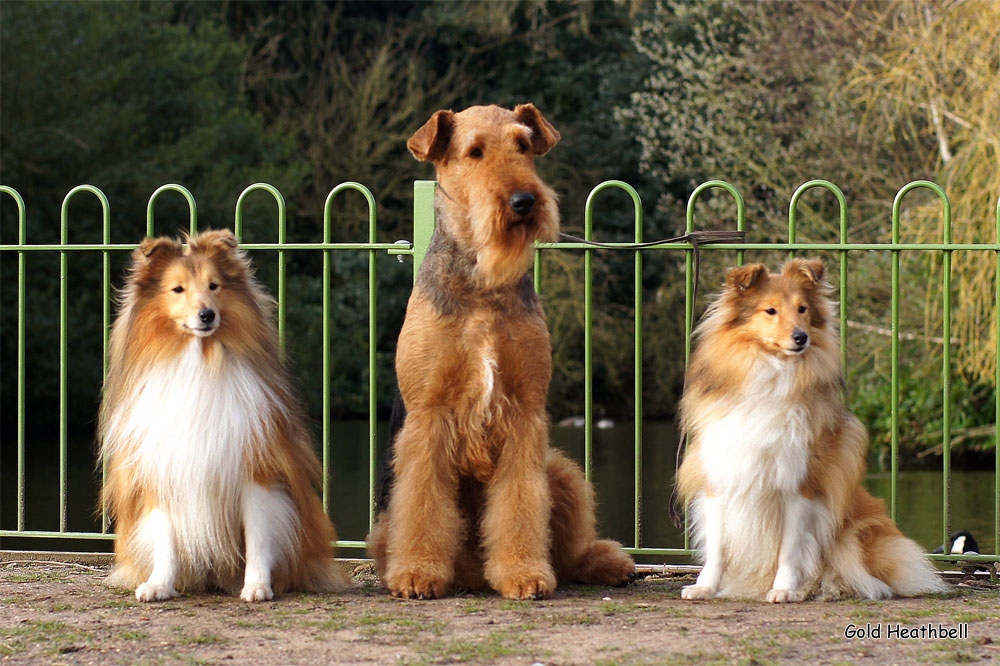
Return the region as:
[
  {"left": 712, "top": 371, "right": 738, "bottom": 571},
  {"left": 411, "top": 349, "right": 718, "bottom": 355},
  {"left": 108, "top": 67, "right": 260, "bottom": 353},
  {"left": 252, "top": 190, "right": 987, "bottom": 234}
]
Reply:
[
  {"left": 460, "top": 602, "right": 486, "bottom": 613},
  {"left": 1, "top": 620, "right": 92, "bottom": 656},
  {"left": 847, "top": 608, "right": 883, "bottom": 620},
  {"left": 120, "top": 630, "right": 149, "bottom": 640},
  {"left": 599, "top": 601, "right": 657, "bottom": 615},
  {"left": 304, "top": 618, "right": 349, "bottom": 633},
  {"left": 725, "top": 632, "right": 783, "bottom": 666},
  {"left": 926, "top": 588, "right": 971, "bottom": 600},
  {"left": 599, "top": 601, "right": 630, "bottom": 614},
  {"left": 357, "top": 613, "right": 427, "bottom": 641},
  {"left": 408, "top": 628, "right": 530, "bottom": 664},
  {"left": 546, "top": 612, "right": 601, "bottom": 625},
  {"left": 356, "top": 612, "right": 420, "bottom": 626},
  {"left": 657, "top": 605, "right": 695, "bottom": 618},
  {"left": 783, "top": 628, "right": 818, "bottom": 641},
  {"left": 893, "top": 607, "right": 941, "bottom": 619},
  {"left": 950, "top": 611, "right": 990, "bottom": 622},
  {"left": 182, "top": 633, "right": 226, "bottom": 646},
  {"left": 497, "top": 599, "right": 532, "bottom": 611}
]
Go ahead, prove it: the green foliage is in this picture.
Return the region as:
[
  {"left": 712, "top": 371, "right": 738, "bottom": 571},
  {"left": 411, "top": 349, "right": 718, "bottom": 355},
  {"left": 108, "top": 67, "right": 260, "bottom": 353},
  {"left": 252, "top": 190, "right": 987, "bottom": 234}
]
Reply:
[
  {"left": 619, "top": 0, "right": 878, "bottom": 240},
  {"left": 191, "top": 0, "right": 655, "bottom": 420},
  {"left": 617, "top": 0, "right": 998, "bottom": 458},
  {"left": 0, "top": 1, "right": 304, "bottom": 432},
  {"left": 2, "top": 0, "right": 995, "bottom": 465}
]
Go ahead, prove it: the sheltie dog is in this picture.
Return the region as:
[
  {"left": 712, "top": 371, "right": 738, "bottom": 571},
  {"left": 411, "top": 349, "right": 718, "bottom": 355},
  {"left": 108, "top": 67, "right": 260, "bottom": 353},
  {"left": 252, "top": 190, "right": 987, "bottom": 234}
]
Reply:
[
  {"left": 677, "top": 258, "right": 946, "bottom": 602},
  {"left": 99, "top": 230, "right": 349, "bottom": 602}
]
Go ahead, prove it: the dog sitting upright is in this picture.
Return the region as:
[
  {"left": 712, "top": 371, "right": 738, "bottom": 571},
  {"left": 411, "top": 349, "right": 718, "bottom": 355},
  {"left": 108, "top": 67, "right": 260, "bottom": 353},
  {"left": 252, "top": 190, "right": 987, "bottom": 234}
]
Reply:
[
  {"left": 99, "top": 230, "right": 348, "bottom": 602},
  {"left": 368, "top": 104, "right": 635, "bottom": 600},
  {"left": 677, "top": 260, "right": 946, "bottom": 602}
]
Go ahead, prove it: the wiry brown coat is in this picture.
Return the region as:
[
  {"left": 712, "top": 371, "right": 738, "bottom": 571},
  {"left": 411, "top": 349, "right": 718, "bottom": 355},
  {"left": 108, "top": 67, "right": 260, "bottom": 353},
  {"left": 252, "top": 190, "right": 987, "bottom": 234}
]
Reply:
[{"left": 368, "top": 105, "right": 634, "bottom": 600}]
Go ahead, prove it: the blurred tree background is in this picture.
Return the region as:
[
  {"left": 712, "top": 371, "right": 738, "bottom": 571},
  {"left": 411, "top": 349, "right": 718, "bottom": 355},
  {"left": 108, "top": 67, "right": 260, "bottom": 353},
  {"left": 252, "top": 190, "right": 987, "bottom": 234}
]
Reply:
[{"left": 2, "top": 0, "right": 997, "bottom": 464}]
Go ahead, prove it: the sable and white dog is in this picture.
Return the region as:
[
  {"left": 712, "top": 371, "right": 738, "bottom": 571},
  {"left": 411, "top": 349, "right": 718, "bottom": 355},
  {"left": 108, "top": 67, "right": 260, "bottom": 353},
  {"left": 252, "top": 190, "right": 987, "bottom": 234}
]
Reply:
[
  {"left": 677, "top": 259, "right": 946, "bottom": 602},
  {"left": 99, "top": 230, "right": 348, "bottom": 602}
]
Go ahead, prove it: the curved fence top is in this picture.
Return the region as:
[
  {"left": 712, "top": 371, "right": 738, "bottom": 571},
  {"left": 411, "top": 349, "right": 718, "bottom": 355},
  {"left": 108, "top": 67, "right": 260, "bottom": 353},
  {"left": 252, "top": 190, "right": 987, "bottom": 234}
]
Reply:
[{"left": 146, "top": 183, "right": 197, "bottom": 237}]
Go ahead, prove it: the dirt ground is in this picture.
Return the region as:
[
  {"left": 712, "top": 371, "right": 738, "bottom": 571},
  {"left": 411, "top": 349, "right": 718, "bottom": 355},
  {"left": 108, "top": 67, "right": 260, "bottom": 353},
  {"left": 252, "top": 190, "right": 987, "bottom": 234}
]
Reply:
[{"left": 1, "top": 557, "right": 998, "bottom": 666}]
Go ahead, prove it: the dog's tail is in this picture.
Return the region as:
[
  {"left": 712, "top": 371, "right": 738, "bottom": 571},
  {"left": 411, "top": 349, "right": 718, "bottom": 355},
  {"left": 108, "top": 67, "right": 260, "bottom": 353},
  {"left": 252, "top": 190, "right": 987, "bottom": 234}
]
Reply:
[
  {"left": 374, "top": 386, "right": 406, "bottom": 516},
  {"left": 669, "top": 430, "right": 688, "bottom": 528},
  {"left": 875, "top": 533, "right": 950, "bottom": 596},
  {"left": 826, "top": 488, "right": 947, "bottom": 598}
]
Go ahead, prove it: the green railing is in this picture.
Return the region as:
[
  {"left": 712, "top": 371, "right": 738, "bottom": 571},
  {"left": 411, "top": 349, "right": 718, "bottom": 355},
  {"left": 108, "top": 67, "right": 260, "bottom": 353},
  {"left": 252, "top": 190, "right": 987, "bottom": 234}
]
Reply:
[{"left": 1, "top": 179, "right": 998, "bottom": 575}]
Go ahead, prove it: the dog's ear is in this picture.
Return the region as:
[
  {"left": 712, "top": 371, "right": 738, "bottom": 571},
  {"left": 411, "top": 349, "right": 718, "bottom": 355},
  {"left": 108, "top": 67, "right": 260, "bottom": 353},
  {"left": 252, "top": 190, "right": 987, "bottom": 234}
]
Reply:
[
  {"left": 514, "top": 103, "right": 560, "bottom": 156},
  {"left": 189, "top": 229, "right": 239, "bottom": 256},
  {"left": 783, "top": 258, "right": 825, "bottom": 288},
  {"left": 132, "top": 236, "right": 182, "bottom": 272},
  {"left": 407, "top": 110, "right": 454, "bottom": 162},
  {"left": 725, "top": 263, "right": 768, "bottom": 292}
]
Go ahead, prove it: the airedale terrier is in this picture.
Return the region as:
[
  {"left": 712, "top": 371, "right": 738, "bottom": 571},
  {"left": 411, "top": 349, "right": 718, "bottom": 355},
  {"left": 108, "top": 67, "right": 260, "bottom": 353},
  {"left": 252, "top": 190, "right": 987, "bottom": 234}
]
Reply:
[{"left": 367, "top": 104, "right": 635, "bottom": 600}]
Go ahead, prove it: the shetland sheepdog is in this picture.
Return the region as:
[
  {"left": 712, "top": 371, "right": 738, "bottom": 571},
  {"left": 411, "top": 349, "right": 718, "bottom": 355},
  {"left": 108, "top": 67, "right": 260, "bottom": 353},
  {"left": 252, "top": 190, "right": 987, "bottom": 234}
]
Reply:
[
  {"left": 99, "top": 230, "right": 348, "bottom": 602},
  {"left": 677, "top": 259, "right": 946, "bottom": 602}
]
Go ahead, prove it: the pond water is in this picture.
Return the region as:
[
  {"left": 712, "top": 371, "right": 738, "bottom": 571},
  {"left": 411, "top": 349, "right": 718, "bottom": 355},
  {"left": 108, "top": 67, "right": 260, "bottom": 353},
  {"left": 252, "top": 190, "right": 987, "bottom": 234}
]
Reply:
[{"left": 1, "top": 420, "right": 995, "bottom": 559}]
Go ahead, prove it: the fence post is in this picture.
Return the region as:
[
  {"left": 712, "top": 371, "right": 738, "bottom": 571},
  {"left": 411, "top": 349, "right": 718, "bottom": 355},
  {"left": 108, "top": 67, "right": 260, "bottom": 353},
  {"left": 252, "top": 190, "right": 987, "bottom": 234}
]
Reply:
[
  {"left": 235, "top": 183, "right": 287, "bottom": 352},
  {"left": 1, "top": 186, "right": 27, "bottom": 532},
  {"left": 146, "top": 184, "right": 197, "bottom": 237},
  {"left": 412, "top": 181, "right": 436, "bottom": 282}
]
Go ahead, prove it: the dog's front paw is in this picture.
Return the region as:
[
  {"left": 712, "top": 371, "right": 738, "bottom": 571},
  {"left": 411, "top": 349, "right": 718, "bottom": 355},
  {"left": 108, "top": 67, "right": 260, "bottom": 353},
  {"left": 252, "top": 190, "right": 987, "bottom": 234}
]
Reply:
[
  {"left": 495, "top": 567, "right": 556, "bottom": 600},
  {"left": 240, "top": 583, "right": 274, "bottom": 602},
  {"left": 681, "top": 584, "right": 716, "bottom": 600},
  {"left": 765, "top": 588, "right": 802, "bottom": 603},
  {"left": 135, "top": 582, "right": 177, "bottom": 602},
  {"left": 386, "top": 570, "right": 449, "bottom": 600}
]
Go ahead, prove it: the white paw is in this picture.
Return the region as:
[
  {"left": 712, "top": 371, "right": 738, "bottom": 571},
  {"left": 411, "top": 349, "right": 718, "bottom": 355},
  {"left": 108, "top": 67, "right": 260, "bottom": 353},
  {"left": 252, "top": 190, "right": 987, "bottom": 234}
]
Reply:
[
  {"left": 681, "top": 584, "right": 717, "bottom": 600},
  {"left": 135, "top": 582, "right": 177, "bottom": 602},
  {"left": 765, "top": 588, "right": 801, "bottom": 603},
  {"left": 240, "top": 583, "right": 274, "bottom": 602}
]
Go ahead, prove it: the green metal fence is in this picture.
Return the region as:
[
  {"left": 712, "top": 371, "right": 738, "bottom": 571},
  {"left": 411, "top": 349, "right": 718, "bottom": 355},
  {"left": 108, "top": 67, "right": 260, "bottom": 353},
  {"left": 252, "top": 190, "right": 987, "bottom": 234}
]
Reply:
[{"left": 1, "top": 179, "right": 998, "bottom": 575}]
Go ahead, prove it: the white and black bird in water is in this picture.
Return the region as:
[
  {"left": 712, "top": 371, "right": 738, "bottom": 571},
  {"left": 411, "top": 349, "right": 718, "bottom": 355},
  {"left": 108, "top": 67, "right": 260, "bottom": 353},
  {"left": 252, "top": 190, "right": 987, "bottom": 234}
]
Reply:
[
  {"left": 933, "top": 530, "right": 980, "bottom": 556},
  {"left": 933, "top": 530, "right": 987, "bottom": 574}
]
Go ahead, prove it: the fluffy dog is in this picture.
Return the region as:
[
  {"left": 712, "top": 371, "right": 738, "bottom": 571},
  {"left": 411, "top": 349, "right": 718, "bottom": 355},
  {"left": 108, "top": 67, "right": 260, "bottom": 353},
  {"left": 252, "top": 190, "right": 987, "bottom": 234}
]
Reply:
[
  {"left": 368, "top": 104, "right": 634, "bottom": 600},
  {"left": 677, "top": 259, "right": 946, "bottom": 601},
  {"left": 99, "top": 230, "right": 348, "bottom": 601}
]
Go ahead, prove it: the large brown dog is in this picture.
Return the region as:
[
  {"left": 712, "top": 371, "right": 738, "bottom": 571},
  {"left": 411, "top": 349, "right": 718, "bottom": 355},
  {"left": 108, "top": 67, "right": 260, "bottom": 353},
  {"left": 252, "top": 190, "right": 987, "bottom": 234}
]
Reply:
[{"left": 368, "top": 104, "right": 634, "bottom": 600}]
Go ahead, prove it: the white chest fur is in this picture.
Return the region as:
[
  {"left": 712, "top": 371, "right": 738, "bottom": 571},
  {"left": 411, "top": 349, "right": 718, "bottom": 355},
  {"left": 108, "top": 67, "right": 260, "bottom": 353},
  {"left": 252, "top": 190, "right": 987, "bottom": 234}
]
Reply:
[
  {"left": 110, "top": 340, "right": 273, "bottom": 479},
  {"left": 698, "top": 355, "right": 811, "bottom": 498},
  {"left": 106, "top": 340, "right": 276, "bottom": 563}
]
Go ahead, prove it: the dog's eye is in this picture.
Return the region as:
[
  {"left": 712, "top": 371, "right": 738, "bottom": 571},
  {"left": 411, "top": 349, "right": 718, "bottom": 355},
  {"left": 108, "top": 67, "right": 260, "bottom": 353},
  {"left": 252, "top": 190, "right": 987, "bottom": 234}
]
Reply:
[
  {"left": 798, "top": 305, "right": 807, "bottom": 313},
  {"left": 209, "top": 283, "right": 219, "bottom": 291},
  {"left": 469, "top": 147, "right": 484, "bottom": 159},
  {"left": 765, "top": 308, "right": 777, "bottom": 315},
  {"left": 517, "top": 139, "right": 530, "bottom": 153},
  {"left": 172, "top": 286, "right": 184, "bottom": 294}
]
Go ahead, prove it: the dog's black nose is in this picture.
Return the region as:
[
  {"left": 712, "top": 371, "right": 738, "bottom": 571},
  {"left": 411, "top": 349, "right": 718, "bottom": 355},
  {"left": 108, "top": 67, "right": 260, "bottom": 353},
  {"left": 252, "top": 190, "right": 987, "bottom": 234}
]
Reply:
[
  {"left": 510, "top": 191, "right": 535, "bottom": 215},
  {"left": 199, "top": 308, "right": 216, "bottom": 325},
  {"left": 792, "top": 329, "right": 808, "bottom": 346}
]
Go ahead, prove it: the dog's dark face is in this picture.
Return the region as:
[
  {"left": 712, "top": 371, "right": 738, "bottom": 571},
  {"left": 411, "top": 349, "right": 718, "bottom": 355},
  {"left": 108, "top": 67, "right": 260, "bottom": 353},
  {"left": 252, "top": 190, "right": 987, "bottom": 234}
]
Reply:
[{"left": 407, "top": 104, "right": 560, "bottom": 287}]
